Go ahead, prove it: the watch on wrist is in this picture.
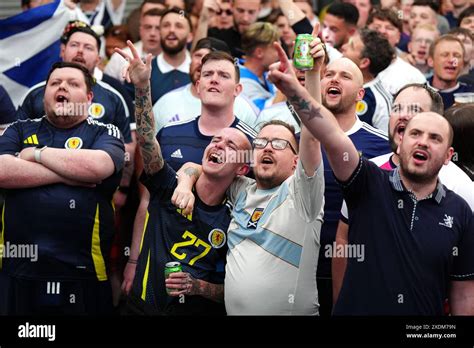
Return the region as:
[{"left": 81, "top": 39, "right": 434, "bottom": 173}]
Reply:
[{"left": 34, "top": 145, "right": 48, "bottom": 163}]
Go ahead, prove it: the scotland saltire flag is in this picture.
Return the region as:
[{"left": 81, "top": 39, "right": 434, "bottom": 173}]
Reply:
[{"left": 0, "top": 0, "right": 73, "bottom": 107}]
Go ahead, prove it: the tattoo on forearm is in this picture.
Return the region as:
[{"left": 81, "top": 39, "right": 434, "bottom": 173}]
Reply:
[
  {"left": 199, "top": 282, "right": 224, "bottom": 303},
  {"left": 135, "top": 86, "right": 163, "bottom": 174},
  {"left": 289, "top": 94, "right": 322, "bottom": 121},
  {"left": 183, "top": 167, "right": 199, "bottom": 181}
]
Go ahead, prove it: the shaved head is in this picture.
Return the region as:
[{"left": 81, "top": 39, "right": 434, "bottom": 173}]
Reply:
[
  {"left": 327, "top": 57, "right": 364, "bottom": 87},
  {"left": 398, "top": 111, "right": 454, "bottom": 185},
  {"left": 321, "top": 57, "right": 365, "bottom": 115},
  {"left": 405, "top": 112, "right": 453, "bottom": 147}
]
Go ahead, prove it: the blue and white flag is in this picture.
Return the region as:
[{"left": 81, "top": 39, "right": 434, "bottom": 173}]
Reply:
[{"left": 0, "top": 0, "right": 75, "bottom": 107}]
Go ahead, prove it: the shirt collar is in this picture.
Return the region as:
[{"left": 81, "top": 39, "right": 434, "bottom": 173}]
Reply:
[
  {"left": 345, "top": 116, "right": 362, "bottom": 136},
  {"left": 427, "top": 79, "right": 460, "bottom": 93},
  {"left": 389, "top": 167, "right": 446, "bottom": 204},
  {"left": 157, "top": 51, "right": 191, "bottom": 74}
]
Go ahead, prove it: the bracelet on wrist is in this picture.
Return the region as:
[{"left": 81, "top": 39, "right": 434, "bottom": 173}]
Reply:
[{"left": 127, "top": 258, "right": 138, "bottom": 264}]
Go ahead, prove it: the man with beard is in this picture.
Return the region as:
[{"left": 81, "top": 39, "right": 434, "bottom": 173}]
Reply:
[
  {"left": 143, "top": 7, "right": 193, "bottom": 104},
  {"left": 120, "top": 48, "right": 256, "bottom": 296},
  {"left": 322, "top": 1, "right": 359, "bottom": 51},
  {"left": 152, "top": 37, "right": 258, "bottom": 132},
  {"left": 105, "top": 6, "right": 164, "bottom": 83},
  {"left": 0, "top": 62, "right": 124, "bottom": 314},
  {"left": 333, "top": 83, "right": 474, "bottom": 306},
  {"left": 172, "top": 32, "right": 327, "bottom": 314},
  {"left": 315, "top": 57, "right": 390, "bottom": 316},
  {"left": 16, "top": 20, "right": 135, "bottom": 213},
  {"left": 115, "top": 41, "right": 252, "bottom": 314},
  {"left": 265, "top": 39, "right": 474, "bottom": 316}
]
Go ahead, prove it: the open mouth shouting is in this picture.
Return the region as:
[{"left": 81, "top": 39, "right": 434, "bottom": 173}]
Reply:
[
  {"left": 326, "top": 85, "right": 342, "bottom": 99},
  {"left": 208, "top": 151, "right": 224, "bottom": 165},
  {"left": 412, "top": 149, "right": 429, "bottom": 165}
]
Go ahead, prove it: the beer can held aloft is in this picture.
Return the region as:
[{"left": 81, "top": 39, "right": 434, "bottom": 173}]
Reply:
[
  {"left": 165, "top": 261, "right": 182, "bottom": 295},
  {"left": 293, "top": 34, "right": 314, "bottom": 71}
]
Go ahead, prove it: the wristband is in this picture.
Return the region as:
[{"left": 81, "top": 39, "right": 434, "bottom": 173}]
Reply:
[{"left": 34, "top": 146, "right": 48, "bottom": 163}]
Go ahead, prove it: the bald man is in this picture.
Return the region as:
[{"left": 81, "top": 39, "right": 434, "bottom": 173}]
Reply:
[
  {"left": 316, "top": 58, "right": 390, "bottom": 316},
  {"left": 266, "top": 44, "right": 474, "bottom": 315}
]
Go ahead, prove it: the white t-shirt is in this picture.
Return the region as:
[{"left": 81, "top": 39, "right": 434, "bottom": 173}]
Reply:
[
  {"left": 225, "top": 161, "right": 324, "bottom": 315},
  {"left": 152, "top": 84, "right": 259, "bottom": 134},
  {"left": 377, "top": 57, "right": 427, "bottom": 96}
]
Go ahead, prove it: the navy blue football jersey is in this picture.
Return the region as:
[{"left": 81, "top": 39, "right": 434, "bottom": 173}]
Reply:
[
  {"left": 0, "top": 117, "right": 124, "bottom": 281},
  {"left": 157, "top": 116, "right": 257, "bottom": 171},
  {"left": 132, "top": 163, "right": 231, "bottom": 314},
  {"left": 16, "top": 80, "right": 132, "bottom": 143}
]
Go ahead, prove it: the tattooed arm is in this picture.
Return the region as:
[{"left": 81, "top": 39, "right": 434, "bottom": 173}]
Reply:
[
  {"left": 267, "top": 41, "right": 359, "bottom": 182},
  {"left": 171, "top": 163, "right": 203, "bottom": 216},
  {"left": 296, "top": 23, "right": 324, "bottom": 176},
  {"left": 116, "top": 41, "right": 163, "bottom": 175},
  {"left": 166, "top": 272, "right": 224, "bottom": 303}
]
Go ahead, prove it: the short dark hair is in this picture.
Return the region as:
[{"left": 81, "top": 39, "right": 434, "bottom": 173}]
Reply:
[
  {"left": 260, "top": 120, "right": 299, "bottom": 153},
  {"left": 140, "top": 0, "right": 166, "bottom": 11},
  {"left": 448, "top": 27, "right": 474, "bottom": 42},
  {"left": 201, "top": 51, "right": 240, "bottom": 82},
  {"left": 326, "top": 1, "right": 359, "bottom": 26},
  {"left": 61, "top": 21, "right": 101, "bottom": 51},
  {"left": 393, "top": 83, "right": 444, "bottom": 114},
  {"left": 160, "top": 7, "right": 192, "bottom": 31},
  {"left": 359, "top": 28, "right": 395, "bottom": 76},
  {"left": 142, "top": 8, "right": 165, "bottom": 18},
  {"left": 458, "top": 5, "right": 474, "bottom": 27},
  {"left": 412, "top": 0, "right": 439, "bottom": 13},
  {"left": 194, "top": 37, "right": 231, "bottom": 55},
  {"left": 444, "top": 103, "right": 474, "bottom": 172},
  {"left": 367, "top": 8, "right": 403, "bottom": 34},
  {"left": 46, "top": 61, "right": 95, "bottom": 93}
]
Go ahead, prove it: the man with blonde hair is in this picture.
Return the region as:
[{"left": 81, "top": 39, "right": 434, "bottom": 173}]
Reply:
[{"left": 239, "top": 21, "right": 279, "bottom": 110}]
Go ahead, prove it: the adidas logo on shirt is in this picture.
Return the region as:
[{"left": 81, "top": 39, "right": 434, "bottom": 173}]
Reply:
[{"left": 171, "top": 149, "right": 183, "bottom": 159}]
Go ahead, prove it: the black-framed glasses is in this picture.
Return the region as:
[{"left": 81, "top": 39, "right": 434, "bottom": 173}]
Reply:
[{"left": 253, "top": 138, "right": 297, "bottom": 154}]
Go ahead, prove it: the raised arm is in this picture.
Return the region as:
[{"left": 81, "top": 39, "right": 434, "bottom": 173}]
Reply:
[
  {"left": 278, "top": 0, "right": 306, "bottom": 26},
  {"left": 115, "top": 41, "right": 163, "bottom": 176},
  {"left": 298, "top": 23, "right": 324, "bottom": 175},
  {"left": 267, "top": 42, "right": 359, "bottom": 182},
  {"left": 191, "top": 0, "right": 220, "bottom": 52}
]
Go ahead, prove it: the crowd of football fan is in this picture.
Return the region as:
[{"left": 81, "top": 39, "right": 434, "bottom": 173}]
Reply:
[{"left": 0, "top": 0, "right": 473, "bottom": 316}]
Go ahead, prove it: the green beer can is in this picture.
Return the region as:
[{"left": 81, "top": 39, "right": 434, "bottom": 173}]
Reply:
[
  {"left": 293, "top": 34, "right": 314, "bottom": 71},
  {"left": 165, "top": 261, "right": 182, "bottom": 295}
]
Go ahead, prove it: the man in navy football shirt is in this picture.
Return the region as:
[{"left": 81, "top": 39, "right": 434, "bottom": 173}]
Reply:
[{"left": 0, "top": 62, "right": 124, "bottom": 315}]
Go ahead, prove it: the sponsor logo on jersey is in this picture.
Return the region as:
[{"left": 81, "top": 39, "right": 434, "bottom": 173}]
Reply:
[
  {"left": 356, "top": 100, "right": 368, "bottom": 116},
  {"left": 171, "top": 149, "right": 183, "bottom": 159},
  {"left": 88, "top": 103, "right": 105, "bottom": 119},
  {"left": 208, "top": 229, "right": 226, "bottom": 248},
  {"left": 23, "top": 134, "right": 39, "bottom": 145},
  {"left": 247, "top": 208, "right": 264, "bottom": 229},
  {"left": 65, "top": 137, "right": 83, "bottom": 149}
]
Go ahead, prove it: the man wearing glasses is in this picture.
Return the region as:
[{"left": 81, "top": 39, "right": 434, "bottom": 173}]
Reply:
[{"left": 173, "top": 31, "right": 327, "bottom": 314}]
